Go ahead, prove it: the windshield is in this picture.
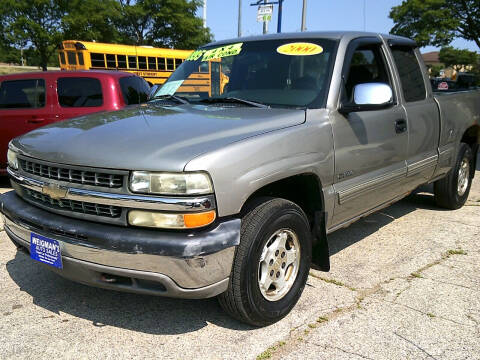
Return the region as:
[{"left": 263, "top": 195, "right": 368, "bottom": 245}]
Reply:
[{"left": 153, "top": 38, "right": 337, "bottom": 108}]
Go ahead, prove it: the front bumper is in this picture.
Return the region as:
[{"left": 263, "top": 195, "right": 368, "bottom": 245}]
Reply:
[{"left": 0, "top": 191, "right": 240, "bottom": 298}]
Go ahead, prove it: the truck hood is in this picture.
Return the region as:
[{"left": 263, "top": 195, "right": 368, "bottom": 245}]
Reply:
[{"left": 12, "top": 104, "right": 306, "bottom": 172}]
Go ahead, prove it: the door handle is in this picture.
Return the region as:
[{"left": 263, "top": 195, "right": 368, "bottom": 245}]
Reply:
[
  {"left": 27, "top": 118, "right": 46, "bottom": 124},
  {"left": 395, "top": 119, "right": 407, "bottom": 134}
]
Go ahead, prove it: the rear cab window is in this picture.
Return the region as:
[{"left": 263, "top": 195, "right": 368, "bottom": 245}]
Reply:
[
  {"left": 119, "top": 76, "right": 150, "bottom": 105},
  {"left": 57, "top": 77, "right": 103, "bottom": 107},
  {"left": 0, "top": 79, "right": 46, "bottom": 109},
  {"left": 391, "top": 46, "right": 427, "bottom": 102}
]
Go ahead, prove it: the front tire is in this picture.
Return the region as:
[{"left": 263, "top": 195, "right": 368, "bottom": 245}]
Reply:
[
  {"left": 434, "top": 143, "right": 474, "bottom": 210},
  {"left": 218, "top": 198, "right": 312, "bottom": 326}
]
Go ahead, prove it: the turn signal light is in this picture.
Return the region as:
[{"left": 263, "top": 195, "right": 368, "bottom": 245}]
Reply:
[{"left": 128, "top": 210, "right": 216, "bottom": 229}]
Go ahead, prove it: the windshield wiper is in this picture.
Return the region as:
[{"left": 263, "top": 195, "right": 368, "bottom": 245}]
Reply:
[
  {"left": 199, "top": 97, "right": 270, "bottom": 108},
  {"left": 150, "top": 94, "right": 190, "bottom": 105}
]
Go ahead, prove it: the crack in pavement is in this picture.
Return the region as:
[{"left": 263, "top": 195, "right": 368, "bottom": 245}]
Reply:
[
  {"left": 377, "top": 299, "right": 475, "bottom": 328},
  {"left": 393, "top": 332, "right": 439, "bottom": 360},
  {"left": 262, "top": 249, "right": 474, "bottom": 359},
  {"left": 306, "top": 341, "right": 376, "bottom": 360},
  {"left": 420, "top": 276, "right": 480, "bottom": 292}
]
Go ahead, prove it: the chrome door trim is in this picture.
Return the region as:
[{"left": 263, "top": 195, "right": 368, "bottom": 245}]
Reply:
[
  {"left": 337, "top": 167, "right": 406, "bottom": 205},
  {"left": 406, "top": 155, "right": 438, "bottom": 177}
]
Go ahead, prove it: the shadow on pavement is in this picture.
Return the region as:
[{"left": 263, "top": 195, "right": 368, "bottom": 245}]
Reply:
[
  {"left": 3, "top": 184, "right": 446, "bottom": 335},
  {"left": 327, "top": 184, "right": 441, "bottom": 256},
  {"left": 6, "top": 251, "right": 253, "bottom": 335}
]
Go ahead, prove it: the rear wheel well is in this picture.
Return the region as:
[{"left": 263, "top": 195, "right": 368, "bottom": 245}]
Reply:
[
  {"left": 461, "top": 125, "right": 479, "bottom": 176},
  {"left": 461, "top": 125, "right": 480, "bottom": 149},
  {"left": 241, "top": 174, "right": 324, "bottom": 228}
]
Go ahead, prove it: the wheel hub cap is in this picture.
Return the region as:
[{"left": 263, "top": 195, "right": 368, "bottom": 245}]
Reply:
[
  {"left": 258, "top": 229, "right": 300, "bottom": 302},
  {"left": 457, "top": 158, "right": 470, "bottom": 196}
]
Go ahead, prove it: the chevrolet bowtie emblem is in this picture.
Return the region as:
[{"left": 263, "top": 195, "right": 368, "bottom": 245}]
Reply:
[{"left": 42, "top": 183, "right": 68, "bottom": 200}]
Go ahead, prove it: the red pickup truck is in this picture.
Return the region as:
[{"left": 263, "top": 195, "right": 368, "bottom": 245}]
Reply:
[{"left": 0, "top": 70, "right": 150, "bottom": 175}]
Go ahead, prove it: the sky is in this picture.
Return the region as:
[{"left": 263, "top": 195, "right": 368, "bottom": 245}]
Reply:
[{"left": 198, "top": 0, "right": 478, "bottom": 53}]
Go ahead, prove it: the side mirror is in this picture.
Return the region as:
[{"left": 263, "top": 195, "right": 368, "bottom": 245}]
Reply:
[
  {"left": 148, "top": 85, "right": 160, "bottom": 100},
  {"left": 340, "top": 83, "right": 393, "bottom": 114}
]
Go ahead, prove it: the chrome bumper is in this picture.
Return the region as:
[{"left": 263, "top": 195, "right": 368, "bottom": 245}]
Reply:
[{"left": 1, "top": 191, "right": 240, "bottom": 299}]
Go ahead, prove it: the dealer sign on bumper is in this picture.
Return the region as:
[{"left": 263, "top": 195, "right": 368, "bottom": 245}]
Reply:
[{"left": 30, "top": 233, "right": 63, "bottom": 269}]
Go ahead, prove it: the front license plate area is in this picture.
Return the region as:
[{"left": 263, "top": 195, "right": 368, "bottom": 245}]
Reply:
[{"left": 30, "top": 233, "right": 63, "bottom": 269}]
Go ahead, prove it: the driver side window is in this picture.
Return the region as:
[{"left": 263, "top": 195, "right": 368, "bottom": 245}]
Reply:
[{"left": 345, "top": 45, "right": 392, "bottom": 100}]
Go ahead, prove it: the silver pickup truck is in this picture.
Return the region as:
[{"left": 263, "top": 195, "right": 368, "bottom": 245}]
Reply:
[{"left": 1, "top": 32, "right": 479, "bottom": 326}]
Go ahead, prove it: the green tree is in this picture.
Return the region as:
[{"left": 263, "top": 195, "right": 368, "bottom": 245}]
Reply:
[
  {"left": 113, "top": 0, "right": 212, "bottom": 48},
  {"left": 428, "top": 64, "right": 444, "bottom": 77},
  {"left": 0, "top": 0, "right": 211, "bottom": 70},
  {"left": 0, "top": 0, "right": 65, "bottom": 70},
  {"left": 439, "top": 46, "right": 479, "bottom": 71},
  {"left": 61, "top": 0, "right": 122, "bottom": 43},
  {"left": 390, "top": 0, "right": 480, "bottom": 49}
]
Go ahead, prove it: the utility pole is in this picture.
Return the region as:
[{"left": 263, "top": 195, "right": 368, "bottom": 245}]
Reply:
[
  {"left": 263, "top": 0, "right": 268, "bottom": 34},
  {"left": 203, "top": 0, "right": 207, "bottom": 28},
  {"left": 277, "top": 0, "right": 283, "bottom": 33},
  {"left": 363, "top": 0, "right": 366, "bottom": 31},
  {"left": 238, "top": 0, "right": 242, "bottom": 37},
  {"left": 301, "top": 0, "right": 307, "bottom": 31}
]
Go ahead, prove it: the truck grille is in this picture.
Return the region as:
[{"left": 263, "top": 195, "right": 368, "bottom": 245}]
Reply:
[
  {"left": 19, "top": 159, "right": 123, "bottom": 188},
  {"left": 24, "top": 188, "right": 122, "bottom": 218}
]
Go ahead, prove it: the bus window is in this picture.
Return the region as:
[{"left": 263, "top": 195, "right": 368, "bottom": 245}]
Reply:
[
  {"left": 158, "top": 58, "right": 166, "bottom": 70},
  {"left": 166, "top": 58, "right": 174, "bottom": 71},
  {"left": 138, "top": 56, "right": 147, "bottom": 69},
  {"left": 67, "top": 51, "right": 77, "bottom": 65},
  {"left": 117, "top": 55, "right": 127, "bottom": 69},
  {"left": 106, "top": 54, "right": 116, "bottom": 68},
  {"left": 148, "top": 57, "right": 156, "bottom": 70},
  {"left": 128, "top": 56, "right": 137, "bottom": 69},
  {"left": 199, "top": 63, "right": 209, "bottom": 73},
  {"left": 175, "top": 58, "right": 183, "bottom": 68},
  {"left": 91, "top": 53, "right": 105, "bottom": 68},
  {"left": 59, "top": 52, "right": 66, "bottom": 65},
  {"left": 78, "top": 53, "right": 84, "bottom": 66}
]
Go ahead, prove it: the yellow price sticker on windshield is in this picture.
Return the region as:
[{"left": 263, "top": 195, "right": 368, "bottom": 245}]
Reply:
[
  {"left": 277, "top": 42, "right": 323, "bottom": 56},
  {"left": 202, "top": 43, "right": 243, "bottom": 61},
  {"left": 186, "top": 50, "right": 205, "bottom": 61}
]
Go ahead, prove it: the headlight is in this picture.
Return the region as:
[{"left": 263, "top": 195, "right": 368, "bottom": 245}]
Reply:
[
  {"left": 128, "top": 210, "right": 216, "bottom": 229},
  {"left": 130, "top": 171, "right": 213, "bottom": 195},
  {"left": 7, "top": 148, "right": 18, "bottom": 170}
]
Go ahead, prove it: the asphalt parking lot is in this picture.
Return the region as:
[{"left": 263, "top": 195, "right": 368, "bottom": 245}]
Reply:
[{"left": 1, "top": 156, "right": 479, "bottom": 360}]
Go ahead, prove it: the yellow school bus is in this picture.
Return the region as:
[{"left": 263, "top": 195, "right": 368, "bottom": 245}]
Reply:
[{"left": 58, "top": 40, "right": 221, "bottom": 96}]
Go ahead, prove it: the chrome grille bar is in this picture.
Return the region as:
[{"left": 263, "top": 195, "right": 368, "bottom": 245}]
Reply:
[{"left": 19, "top": 158, "right": 123, "bottom": 188}]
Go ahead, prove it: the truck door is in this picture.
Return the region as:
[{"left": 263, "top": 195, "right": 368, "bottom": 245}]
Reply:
[
  {"left": 330, "top": 38, "right": 409, "bottom": 227},
  {"left": 389, "top": 44, "right": 440, "bottom": 188},
  {"left": 0, "top": 78, "right": 52, "bottom": 169}
]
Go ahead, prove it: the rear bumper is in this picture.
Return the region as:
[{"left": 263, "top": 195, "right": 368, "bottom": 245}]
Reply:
[{"left": 1, "top": 191, "right": 240, "bottom": 298}]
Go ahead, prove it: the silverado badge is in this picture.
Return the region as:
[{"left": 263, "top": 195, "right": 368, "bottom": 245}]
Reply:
[{"left": 42, "top": 183, "right": 68, "bottom": 200}]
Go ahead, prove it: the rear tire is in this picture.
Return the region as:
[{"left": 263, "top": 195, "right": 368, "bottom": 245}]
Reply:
[
  {"left": 434, "top": 143, "right": 473, "bottom": 210},
  {"left": 218, "top": 198, "right": 312, "bottom": 326}
]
